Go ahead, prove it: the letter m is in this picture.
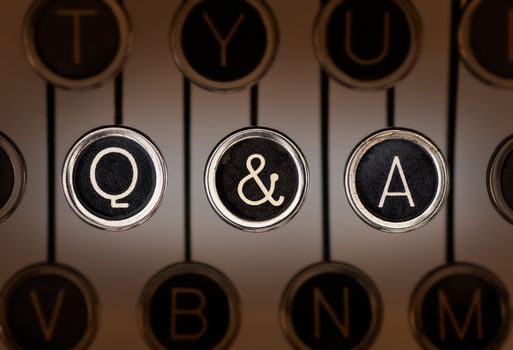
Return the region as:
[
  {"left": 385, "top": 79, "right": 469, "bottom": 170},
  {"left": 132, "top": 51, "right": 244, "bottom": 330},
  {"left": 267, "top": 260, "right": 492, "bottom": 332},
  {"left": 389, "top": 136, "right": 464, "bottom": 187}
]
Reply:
[{"left": 438, "top": 289, "right": 483, "bottom": 341}]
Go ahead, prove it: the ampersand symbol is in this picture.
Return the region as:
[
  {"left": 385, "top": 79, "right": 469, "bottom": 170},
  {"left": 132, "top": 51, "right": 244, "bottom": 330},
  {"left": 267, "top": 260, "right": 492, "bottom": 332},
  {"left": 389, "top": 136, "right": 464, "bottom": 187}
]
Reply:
[{"left": 237, "top": 154, "right": 285, "bottom": 207}]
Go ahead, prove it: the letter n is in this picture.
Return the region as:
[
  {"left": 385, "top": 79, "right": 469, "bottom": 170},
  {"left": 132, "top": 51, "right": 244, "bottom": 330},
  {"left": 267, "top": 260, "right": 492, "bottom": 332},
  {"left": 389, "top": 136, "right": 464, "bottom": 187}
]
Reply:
[{"left": 313, "top": 287, "right": 350, "bottom": 339}]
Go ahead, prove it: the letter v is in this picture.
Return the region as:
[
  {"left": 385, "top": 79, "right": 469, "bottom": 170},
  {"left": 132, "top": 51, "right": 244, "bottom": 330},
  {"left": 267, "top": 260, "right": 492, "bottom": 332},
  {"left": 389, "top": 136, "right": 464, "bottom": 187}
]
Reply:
[{"left": 30, "top": 289, "right": 66, "bottom": 341}]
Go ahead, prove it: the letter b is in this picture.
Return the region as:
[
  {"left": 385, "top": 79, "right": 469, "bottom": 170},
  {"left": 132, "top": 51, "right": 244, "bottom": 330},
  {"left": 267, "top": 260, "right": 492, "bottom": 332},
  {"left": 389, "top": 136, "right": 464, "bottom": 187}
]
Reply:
[{"left": 171, "top": 288, "right": 208, "bottom": 341}]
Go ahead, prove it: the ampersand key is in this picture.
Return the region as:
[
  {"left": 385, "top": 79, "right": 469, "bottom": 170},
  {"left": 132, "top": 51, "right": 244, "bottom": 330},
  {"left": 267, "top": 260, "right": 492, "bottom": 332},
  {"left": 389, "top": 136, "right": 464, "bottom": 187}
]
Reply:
[
  {"left": 62, "top": 126, "right": 167, "bottom": 231},
  {"left": 205, "top": 127, "right": 309, "bottom": 232}
]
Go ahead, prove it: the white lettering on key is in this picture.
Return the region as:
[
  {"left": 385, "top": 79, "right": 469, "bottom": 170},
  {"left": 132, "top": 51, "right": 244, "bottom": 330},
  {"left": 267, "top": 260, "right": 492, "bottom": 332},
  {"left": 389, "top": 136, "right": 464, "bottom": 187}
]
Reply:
[
  {"left": 378, "top": 156, "right": 415, "bottom": 208},
  {"left": 90, "top": 147, "right": 138, "bottom": 208},
  {"left": 238, "top": 154, "right": 284, "bottom": 207}
]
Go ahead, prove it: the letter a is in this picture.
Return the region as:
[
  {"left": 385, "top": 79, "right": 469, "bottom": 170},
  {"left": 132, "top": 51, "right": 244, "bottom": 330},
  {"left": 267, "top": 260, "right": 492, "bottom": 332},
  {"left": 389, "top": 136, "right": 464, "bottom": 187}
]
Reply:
[
  {"left": 438, "top": 289, "right": 484, "bottom": 341},
  {"left": 30, "top": 289, "right": 66, "bottom": 341},
  {"left": 378, "top": 156, "right": 415, "bottom": 208},
  {"left": 345, "top": 11, "right": 390, "bottom": 66},
  {"left": 171, "top": 288, "right": 208, "bottom": 341},
  {"left": 313, "top": 287, "right": 350, "bottom": 339}
]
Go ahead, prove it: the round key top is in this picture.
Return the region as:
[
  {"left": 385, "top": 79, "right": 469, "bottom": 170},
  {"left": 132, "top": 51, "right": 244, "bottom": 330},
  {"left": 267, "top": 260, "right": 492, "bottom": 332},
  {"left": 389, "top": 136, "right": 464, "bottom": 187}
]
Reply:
[
  {"left": 459, "top": 0, "right": 513, "bottom": 88},
  {"left": 0, "top": 132, "right": 26, "bottom": 224},
  {"left": 0, "top": 264, "right": 98, "bottom": 350},
  {"left": 410, "top": 263, "right": 510, "bottom": 350},
  {"left": 487, "top": 134, "right": 513, "bottom": 223},
  {"left": 205, "top": 127, "right": 309, "bottom": 232},
  {"left": 345, "top": 128, "right": 449, "bottom": 233},
  {"left": 170, "top": 0, "right": 278, "bottom": 91},
  {"left": 314, "top": 0, "right": 421, "bottom": 90},
  {"left": 62, "top": 126, "right": 167, "bottom": 231},
  {"left": 23, "top": 0, "right": 132, "bottom": 89},
  {"left": 280, "top": 262, "right": 382, "bottom": 350},
  {"left": 139, "top": 262, "right": 240, "bottom": 350}
]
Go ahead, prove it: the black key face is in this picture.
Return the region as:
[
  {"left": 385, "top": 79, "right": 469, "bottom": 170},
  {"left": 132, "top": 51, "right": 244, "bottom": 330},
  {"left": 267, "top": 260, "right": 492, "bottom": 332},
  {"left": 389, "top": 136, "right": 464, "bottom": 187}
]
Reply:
[
  {"left": 24, "top": 0, "right": 131, "bottom": 89},
  {"left": 460, "top": 0, "right": 513, "bottom": 87},
  {"left": 356, "top": 139, "right": 437, "bottom": 222},
  {"left": 205, "top": 128, "right": 309, "bottom": 232},
  {"left": 0, "top": 145, "right": 15, "bottom": 209},
  {"left": 63, "top": 127, "right": 167, "bottom": 231},
  {"left": 0, "top": 264, "right": 98, "bottom": 350},
  {"left": 0, "top": 133, "right": 26, "bottom": 223},
  {"left": 171, "top": 0, "right": 278, "bottom": 91},
  {"left": 487, "top": 134, "right": 513, "bottom": 223},
  {"left": 139, "top": 263, "right": 240, "bottom": 350},
  {"left": 500, "top": 150, "right": 513, "bottom": 208},
  {"left": 281, "top": 263, "right": 382, "bottom": 350},
  {"left": 73, "top": 137, "right": 157, "bottom": 221},
  {"left": 314, "top": 0, "right": 421, "bottom": 89},
  {"left": 216, "top": 137, "right": 298, "bottom": 221},
  {"left": 411, "top": 264, "right": 510, "bottom": 350},
  {"left": 345, "top": 129, "right": 449, "bottom": 232}
]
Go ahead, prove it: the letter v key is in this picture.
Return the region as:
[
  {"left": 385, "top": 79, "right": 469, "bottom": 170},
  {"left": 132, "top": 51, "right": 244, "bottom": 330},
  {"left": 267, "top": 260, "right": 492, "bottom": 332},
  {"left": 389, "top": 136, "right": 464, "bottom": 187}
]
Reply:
[{"left": 30, "top": 289, "right": 66, "bottom": 341}]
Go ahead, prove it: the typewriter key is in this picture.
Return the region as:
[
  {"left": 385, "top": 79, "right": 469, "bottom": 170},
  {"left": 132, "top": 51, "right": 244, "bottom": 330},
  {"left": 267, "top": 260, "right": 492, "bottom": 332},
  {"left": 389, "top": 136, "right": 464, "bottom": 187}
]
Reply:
[
  {"left": 460, "top": 0, "right": 513, "bottom": 88},
  {"left": 23, "top": 0, "right": 132, "bottom": 89},
  {"left": 62, "top": 126, "right": 167, "bottom": 231},
  {"left": 205, "top": 127, "right": 309, "bottom": 232},
  {"left": 487, "top": 135, "right": 513, "bottom": 223},
  {"left": 0, "top": 264, "right": 98, "bottom": 350},
  {"left": 410, "top": 263, "right": 510, "bottom": 350},
  {"left": 314, "top": 0, "right": 421, "bottom": 90},
  {"left": 345, "top": 128, "right": 449, "bottom": 233},
  {"left": 0, "top": 133, "right": 26, "bottom": 224},
  {"left": 170, "top": 0, "right": 278, "bottom": 91},
  {"left": 138, "top": 262, "right": 240, "bottom": 350},
  {"left": 280, "top": 262, "right": 382, "bottom": 350}
]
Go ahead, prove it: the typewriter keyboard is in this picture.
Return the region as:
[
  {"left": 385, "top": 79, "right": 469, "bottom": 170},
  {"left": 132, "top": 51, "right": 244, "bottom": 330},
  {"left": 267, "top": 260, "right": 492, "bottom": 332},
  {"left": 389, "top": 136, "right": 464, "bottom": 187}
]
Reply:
[{"left": 1, "top": 0, "right": 513, "bottom": 349}]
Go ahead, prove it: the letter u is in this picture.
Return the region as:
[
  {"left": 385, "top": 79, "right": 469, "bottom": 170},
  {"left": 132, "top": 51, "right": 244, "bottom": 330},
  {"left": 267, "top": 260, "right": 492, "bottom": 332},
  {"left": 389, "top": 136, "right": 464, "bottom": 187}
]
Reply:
[{"left": 345, "top": 11, "right": 390, "bottom": 66}]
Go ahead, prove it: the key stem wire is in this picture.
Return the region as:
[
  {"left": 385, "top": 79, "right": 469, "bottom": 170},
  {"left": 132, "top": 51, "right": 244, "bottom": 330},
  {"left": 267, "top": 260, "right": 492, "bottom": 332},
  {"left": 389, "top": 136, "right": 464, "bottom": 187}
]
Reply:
[
  {"left": 250, "top": 84, "right": 259, "bottom": 127},
  {"left": 321, "top": 69, "right": 331, "bottom": 262},
  {"left": 446, "top": 0, "right": 461, "bottom": 264},
  {"left": 386, "top": 87, "right": 395, "bottom": 128},
  {"left": 115, "top": 72, "right": 124, "bottom": 125},
  {"left": 115, "top": 0, "right": 124, "bottom": 125},
  {"left": 47, "top": 84, "right": 56, "bottom": 264},
  {"left": 320, "top": 0, "right": 331, "bottom": 262},
  {"left": 183, "top": 78, "right": 192, "bottom": 262}
]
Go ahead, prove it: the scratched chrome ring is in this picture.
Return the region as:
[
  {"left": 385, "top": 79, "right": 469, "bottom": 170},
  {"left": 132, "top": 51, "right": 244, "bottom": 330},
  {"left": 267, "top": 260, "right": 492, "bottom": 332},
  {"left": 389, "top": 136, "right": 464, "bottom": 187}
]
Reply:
[
  {"left": 205, "top": 127, "right": 309, "bottom": 233},
  {"left": 62, "top": 126, "right": 168, "bottom": 231},
  {"left": 22, "top": 0, "right": 132, "bottom": 90},
  {"left": 0, "top": 263, "right": 99, "bottom": 350},
  {"left": 345, "top": 128, "right": 449, "bottom": 233}
]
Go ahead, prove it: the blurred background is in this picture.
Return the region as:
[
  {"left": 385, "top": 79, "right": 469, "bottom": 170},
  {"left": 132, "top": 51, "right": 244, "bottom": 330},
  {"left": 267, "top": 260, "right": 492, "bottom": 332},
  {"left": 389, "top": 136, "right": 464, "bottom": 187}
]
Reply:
[{"left": 1, "top": 0, "right": 513, "bottom": 349}]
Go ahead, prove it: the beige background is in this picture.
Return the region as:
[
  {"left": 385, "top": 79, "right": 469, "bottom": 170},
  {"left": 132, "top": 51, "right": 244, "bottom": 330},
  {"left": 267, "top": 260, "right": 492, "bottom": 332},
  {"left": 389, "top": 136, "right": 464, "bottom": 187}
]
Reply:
[{"left": 1, "top": 0, "right": 513, "bottom": 349}]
